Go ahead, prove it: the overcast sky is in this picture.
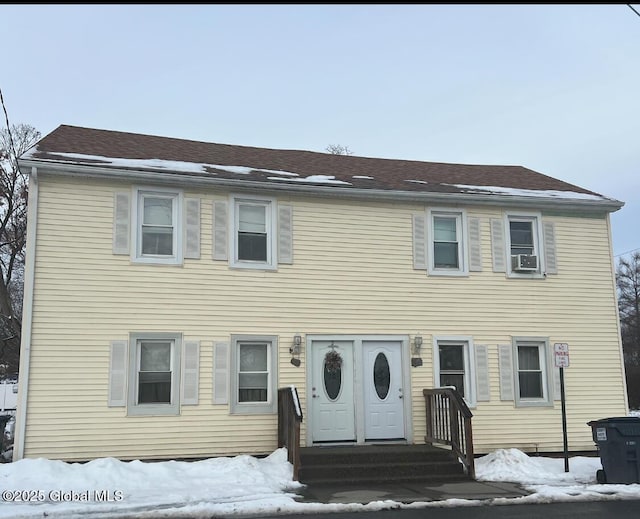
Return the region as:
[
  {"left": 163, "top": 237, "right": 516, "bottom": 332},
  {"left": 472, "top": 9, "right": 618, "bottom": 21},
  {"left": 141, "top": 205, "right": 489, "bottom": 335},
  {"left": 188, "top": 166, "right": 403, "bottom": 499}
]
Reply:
[{"left": 2, "top": 4, "right": 639, "bottom": 257}]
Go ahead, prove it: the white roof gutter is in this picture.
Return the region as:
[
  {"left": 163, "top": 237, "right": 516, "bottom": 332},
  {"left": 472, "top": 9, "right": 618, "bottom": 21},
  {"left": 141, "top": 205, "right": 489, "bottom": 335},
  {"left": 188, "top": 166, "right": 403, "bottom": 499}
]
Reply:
[{"left": 18, "top": 158, "right": 624, "bottom": 213}]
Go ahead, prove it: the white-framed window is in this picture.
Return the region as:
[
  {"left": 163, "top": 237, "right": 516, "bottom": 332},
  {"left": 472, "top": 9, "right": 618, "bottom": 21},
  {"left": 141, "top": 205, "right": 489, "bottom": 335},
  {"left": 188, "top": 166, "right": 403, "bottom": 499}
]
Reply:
[
  {"left": 127, "top": 333, "right": 182, "bottom": 416},
  {"left": 433, "top": 336, "right": 476, "bottom": 407},
  {"left": 230, "top": 335, "right": 278, "bottom": 414},
  {"left": 230, "top": 196, "right": 277, "bottom": 269},
  {"left": 133, "top": 188, "right": 183, "bottom": 264},
  {"left": 427, "top": 209, "right": 467, "bottom": 276},
  {"left": 504, "top": 212, "right": 544, "bottom": 277},
  {"left": 512, "top": 338, "right": 552, "bottom": 407}
]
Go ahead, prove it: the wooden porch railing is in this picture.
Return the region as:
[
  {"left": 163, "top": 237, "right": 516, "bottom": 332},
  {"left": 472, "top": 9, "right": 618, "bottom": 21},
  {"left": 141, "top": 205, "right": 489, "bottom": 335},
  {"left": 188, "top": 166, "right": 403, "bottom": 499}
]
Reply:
[
  {"left": 277, "top": 386, "right": 303, "bottom": 481},
  {"left": 423, "top": 387, "right": 475, "bottom": 479}
]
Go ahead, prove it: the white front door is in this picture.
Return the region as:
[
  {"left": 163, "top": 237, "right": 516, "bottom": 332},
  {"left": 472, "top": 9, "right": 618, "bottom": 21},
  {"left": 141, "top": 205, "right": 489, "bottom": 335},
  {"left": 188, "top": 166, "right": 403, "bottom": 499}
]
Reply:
[
  {"left": 363, "top": 341, "right": 405, "bottom": 440},
  {"left": 309, "top": 337, "right": 407, "bottom": 444},
  {"left": 310, "top": 340, "right": 356, "bottom": 442}
]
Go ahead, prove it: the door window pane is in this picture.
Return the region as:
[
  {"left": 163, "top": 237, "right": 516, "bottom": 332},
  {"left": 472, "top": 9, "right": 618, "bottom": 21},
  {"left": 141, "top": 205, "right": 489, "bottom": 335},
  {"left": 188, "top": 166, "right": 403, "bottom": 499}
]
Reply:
[
  {"left": 323, "top": 363, "right": 342, "bottom": 401},
  {"left": 373, "top": 353, "right": 391, "bottom": 400}
]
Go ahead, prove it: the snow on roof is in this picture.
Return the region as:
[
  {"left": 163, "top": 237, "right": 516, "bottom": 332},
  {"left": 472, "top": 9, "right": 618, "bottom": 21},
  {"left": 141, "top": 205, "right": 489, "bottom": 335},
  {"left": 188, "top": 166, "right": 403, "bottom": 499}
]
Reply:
[
  {"left": 26, "top": 150, "right": 300, "bottom": 178},
  {"left": 267, "top": 174, "right": 351, "bottom": 185},
  {"left": 450, "top": 183, "right": 613, "bottom": 202}
]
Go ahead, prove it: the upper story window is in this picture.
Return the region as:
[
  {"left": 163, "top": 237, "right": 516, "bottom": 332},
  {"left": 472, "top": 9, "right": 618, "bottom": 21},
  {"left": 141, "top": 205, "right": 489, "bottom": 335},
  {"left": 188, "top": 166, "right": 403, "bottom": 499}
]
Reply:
[
  {"left": 231, "top": 196, "right": 277, "bottom": 270},
  {"left": 133, "top": 189, "right": 183, "bottom": 265},
  {"left": 427, "top": 209, "right": 467, "bottom": 276},
  {"left": 505, "top": 213, "right": 543, "bottom": 277},
  {"left": 238, "top": 203, "right": 268, "bottom": 262}
]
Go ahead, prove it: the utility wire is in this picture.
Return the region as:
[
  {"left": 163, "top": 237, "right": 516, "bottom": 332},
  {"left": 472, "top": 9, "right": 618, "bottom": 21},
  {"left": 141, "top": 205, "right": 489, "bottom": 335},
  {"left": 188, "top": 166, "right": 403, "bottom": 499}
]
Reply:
[
  {"left": 629, "top": 4, "right": 640, "bottom": 18},
  {"left": 615, "top": 247, "right": 640, "bottom": 258}
]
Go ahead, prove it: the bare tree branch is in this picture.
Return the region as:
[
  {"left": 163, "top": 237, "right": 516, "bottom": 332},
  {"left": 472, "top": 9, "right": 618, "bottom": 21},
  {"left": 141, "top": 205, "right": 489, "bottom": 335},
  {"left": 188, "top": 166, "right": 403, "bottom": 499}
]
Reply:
[
  {"left": 326, "top": 144, "right": 354, "bottom": 156},
  {"left": 0, "top": 88, "right": 40, "bottom": 376}
]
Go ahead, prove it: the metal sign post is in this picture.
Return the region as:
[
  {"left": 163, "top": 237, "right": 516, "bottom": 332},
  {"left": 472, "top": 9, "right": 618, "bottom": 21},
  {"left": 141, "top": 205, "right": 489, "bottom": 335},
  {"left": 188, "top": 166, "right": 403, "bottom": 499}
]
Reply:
[{"left": 554, "top": 343, "right": 570, "bottom": 472}]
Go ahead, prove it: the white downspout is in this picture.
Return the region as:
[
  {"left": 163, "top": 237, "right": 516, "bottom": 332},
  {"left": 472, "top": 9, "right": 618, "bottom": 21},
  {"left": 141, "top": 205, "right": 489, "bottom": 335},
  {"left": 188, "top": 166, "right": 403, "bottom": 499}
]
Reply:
[{"left": 13, "top": 167, "right": 38, "bottom": 460}]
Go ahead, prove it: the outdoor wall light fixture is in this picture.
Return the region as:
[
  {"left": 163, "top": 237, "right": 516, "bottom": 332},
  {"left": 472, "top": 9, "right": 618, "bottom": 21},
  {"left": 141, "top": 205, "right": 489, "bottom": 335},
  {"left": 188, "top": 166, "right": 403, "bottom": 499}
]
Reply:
[
  {"left": 411, "top": 335, "right": 424, "bottom": 367},
  {"left": 290, "top": 334, "right": 302, "bottom": 367}
]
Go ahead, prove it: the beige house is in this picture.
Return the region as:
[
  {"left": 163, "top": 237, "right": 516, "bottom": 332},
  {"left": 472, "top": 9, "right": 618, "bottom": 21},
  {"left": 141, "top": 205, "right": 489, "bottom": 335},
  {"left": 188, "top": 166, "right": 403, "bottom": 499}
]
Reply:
[{"left": 13, "top": 125, "right": 628, "bottom": 463}]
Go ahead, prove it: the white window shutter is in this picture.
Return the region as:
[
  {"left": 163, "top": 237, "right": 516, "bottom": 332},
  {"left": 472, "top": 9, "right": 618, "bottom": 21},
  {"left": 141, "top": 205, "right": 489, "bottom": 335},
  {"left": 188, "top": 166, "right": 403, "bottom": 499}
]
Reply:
[
  {"left": 113, "top": 192, "right": 130, "bottom": 255},
  {"left": 213, "top": 341, "right": 229, "bottom": 404},
  {"left": 475, "top": 344, "right": 490, "bottom": 402},
  {"left": 108, "top": 341, "right": 128, "bottom": 407},
  {"left": 213, "top": 201, "right": 228, "bottom": 261},
  {"left": 543, "top": 221, "right": 558, "bottom": 275},
  {"left": 468, "top": 217, "right": 482, "bottom": 272},
  {"left": 498, "top": 345, "right": 514, "bottom": 401},
  {"left": 278, "top": 204, "right": 293, "bottom": 264},
  {"left": 182, "top": 341, "right": 200, "bottom": 405},
  {"left": 491, "top": 218, "right": 506, "bottom": 273},
  {"left": 184, "top": 198, "right": 201, "bottom": 259},
  {"left": 412, "top": 213, "right": 427, "bottom": 270}
]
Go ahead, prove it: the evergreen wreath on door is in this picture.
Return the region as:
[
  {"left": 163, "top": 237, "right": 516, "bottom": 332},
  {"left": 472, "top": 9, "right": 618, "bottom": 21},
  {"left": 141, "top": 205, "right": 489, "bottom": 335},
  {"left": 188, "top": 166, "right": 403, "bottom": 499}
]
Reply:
[{"left": 324, "top": 346, "right": 343, "bottom": 373}]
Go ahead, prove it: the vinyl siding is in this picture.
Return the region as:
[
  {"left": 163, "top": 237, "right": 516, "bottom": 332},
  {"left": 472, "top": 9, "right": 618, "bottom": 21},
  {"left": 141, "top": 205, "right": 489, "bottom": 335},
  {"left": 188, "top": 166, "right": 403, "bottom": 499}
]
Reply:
[{"left": 22, "top": 174, "right": 626, "bottom": 460}]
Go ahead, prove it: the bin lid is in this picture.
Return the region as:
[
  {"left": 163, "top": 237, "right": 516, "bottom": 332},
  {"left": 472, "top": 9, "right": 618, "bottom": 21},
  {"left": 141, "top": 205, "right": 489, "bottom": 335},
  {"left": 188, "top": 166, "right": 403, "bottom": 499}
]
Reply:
[
  {"left": 587, "top": 417, "right": 640, "bottom": 436},
  {"left": 588, "top": 417, "right": 640, "bottom": 424}
]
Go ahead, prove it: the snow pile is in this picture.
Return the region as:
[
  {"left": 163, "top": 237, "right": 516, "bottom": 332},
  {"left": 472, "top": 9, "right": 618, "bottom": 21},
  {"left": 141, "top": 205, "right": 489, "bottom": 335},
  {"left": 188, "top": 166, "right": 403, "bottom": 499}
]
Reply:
[
  {"left": 476, "top": 448, "right": 640, "bottom": 505},
  {"left": 0, "top": 448, "right": 303, "bottom": 519}
]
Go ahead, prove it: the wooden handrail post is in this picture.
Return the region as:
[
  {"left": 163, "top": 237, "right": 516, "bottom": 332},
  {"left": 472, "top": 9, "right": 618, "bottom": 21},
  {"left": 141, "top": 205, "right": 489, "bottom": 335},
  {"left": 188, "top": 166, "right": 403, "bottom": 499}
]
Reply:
[
  {"left": 277, "top": 387, "right": 303, "bottom": 481},
  {"left": 423, "top": 387, "right": 474, "bottom": 479}
]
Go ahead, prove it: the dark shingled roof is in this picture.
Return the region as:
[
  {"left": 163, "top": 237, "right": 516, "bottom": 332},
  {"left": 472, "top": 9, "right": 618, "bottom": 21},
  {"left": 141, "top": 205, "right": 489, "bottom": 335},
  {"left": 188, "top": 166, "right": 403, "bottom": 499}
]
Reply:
[{"left": 21, "top": 125, "right": 612, "bottom": 202}]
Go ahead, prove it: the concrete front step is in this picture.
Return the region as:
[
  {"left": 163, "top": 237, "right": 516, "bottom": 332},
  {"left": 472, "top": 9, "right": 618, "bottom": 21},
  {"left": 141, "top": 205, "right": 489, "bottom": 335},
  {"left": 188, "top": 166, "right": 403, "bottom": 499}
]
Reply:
[{"left": 299, "top": 444, "right": 471, "bottom": 486}]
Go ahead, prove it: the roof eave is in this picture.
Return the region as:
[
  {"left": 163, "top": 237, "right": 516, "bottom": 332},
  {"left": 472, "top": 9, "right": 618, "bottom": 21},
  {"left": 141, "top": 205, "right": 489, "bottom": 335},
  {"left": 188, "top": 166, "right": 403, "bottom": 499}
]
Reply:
[{"left": 18, "top": 158, "right": 624, "bottom": 213}]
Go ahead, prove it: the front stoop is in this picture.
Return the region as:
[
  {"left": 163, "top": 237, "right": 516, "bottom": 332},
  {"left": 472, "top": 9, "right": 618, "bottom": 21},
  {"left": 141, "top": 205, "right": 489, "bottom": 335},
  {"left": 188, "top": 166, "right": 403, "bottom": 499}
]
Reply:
[{"left": 298, "top": 444, "right": 472, "bottom": 486}]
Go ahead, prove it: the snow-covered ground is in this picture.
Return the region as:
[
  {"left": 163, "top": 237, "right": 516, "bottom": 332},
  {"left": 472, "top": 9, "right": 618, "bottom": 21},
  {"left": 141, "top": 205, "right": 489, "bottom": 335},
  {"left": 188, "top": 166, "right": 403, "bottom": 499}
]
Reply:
[{"left": 1, "top": 443, "right": 639, "bottom": 519}]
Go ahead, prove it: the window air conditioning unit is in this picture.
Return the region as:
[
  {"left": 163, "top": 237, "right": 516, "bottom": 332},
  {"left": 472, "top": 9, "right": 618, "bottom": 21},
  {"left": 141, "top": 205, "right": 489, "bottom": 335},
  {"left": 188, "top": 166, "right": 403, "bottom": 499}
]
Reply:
[{"left": 512, "top": 254, "right": 538, "bottom": 271}]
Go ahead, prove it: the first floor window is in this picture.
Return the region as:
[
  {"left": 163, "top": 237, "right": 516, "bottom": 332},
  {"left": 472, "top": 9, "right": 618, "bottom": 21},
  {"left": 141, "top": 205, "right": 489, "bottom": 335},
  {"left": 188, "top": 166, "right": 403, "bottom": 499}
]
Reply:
[
  {"left": 438, "top": 343, "right": 466, "bottom": 396},
  {"left": 433, "top": 337, "right": 475, "bottom": 406},
  {"left": 137, "top": 340, "right": 173, "bottom": 404},
  {"left": 231, "top": 335, "right": 278, "bottom": 414},
  {"left": 517, "top": 344, "right": 544, "bottom": 399},
  {"left": 513, "top": 339, "right": 550, "bottom": 405},
  {"left": 238, "top": 342, "right": 269, "bottom": 402},
  {"left": 128, "top": 333, "right": 181, "bottom": 416}
]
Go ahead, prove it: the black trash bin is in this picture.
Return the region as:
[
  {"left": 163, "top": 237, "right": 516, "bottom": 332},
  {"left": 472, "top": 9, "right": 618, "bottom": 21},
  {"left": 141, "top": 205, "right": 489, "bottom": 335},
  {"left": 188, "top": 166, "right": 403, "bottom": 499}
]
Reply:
[{"left": 588, "top": 417, "right": 640, "bottom": 484}]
